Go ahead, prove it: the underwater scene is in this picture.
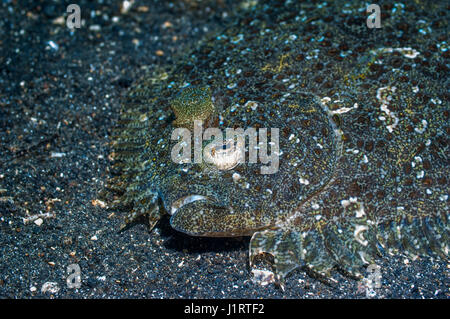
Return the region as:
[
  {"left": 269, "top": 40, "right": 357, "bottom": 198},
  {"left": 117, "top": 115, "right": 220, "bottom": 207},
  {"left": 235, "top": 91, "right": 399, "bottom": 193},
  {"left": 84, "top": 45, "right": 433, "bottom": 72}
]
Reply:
[{"left": 0, "top": 0, "right": 448, "bottom": 299}]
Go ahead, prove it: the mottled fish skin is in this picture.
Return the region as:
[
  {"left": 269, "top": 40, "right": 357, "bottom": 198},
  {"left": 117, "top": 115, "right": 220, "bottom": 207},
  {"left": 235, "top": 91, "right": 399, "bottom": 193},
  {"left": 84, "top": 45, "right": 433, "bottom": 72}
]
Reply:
[{"left": 112, "top": 0, "right": 449, "bottom": 282}]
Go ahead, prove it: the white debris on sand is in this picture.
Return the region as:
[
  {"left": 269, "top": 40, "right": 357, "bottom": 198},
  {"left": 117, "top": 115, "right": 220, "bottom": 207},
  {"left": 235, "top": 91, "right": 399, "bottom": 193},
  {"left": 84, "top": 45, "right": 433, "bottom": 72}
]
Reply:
[
  {"left": 251, "top": 268, "right": 275, "bottom": 286},
  {"left": 41, "top": 282, "right": 59, "bottom": 294},
  {"left": 22, "top": 212, "right": 55, "bottom": 225},
  {"left": 50, "top": 152, "right": 66, "bottom": 158}
]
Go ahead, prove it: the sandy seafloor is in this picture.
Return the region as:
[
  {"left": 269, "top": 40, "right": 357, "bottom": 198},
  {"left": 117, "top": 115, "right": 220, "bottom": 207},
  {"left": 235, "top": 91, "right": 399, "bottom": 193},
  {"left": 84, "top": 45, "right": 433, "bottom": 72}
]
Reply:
[{"left": 0, "top": 0, "right": 448, "bottom": 299}]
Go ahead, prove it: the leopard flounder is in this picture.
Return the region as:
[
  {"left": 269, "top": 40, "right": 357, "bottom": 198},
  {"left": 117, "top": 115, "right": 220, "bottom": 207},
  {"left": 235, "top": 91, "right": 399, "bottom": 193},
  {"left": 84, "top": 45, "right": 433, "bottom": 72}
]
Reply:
[{"left": 111, "top": 0, "right": 449, "bottom": 283}]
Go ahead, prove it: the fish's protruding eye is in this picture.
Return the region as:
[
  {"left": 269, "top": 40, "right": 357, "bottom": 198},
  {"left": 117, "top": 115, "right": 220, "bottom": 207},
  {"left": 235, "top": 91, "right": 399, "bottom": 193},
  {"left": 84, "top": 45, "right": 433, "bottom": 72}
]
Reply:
[
  {"left": 170, "top": 86, "right": 215, "bottom": 128},
  {"left": 204, "top": 138, "right": 244, "bottom": 171}
]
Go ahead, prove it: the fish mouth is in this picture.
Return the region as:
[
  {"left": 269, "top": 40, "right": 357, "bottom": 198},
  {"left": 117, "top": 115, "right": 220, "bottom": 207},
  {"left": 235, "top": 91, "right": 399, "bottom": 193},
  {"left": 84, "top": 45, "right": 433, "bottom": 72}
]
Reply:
[
  {"left": 169, "top": 194, "right": 209, "bottom": 215},
  {"left": 169, "top": 194, "right": 245, "bottom": 237},
  {"left": 169, "top": 195, "right": 268, "bottom": 237}
]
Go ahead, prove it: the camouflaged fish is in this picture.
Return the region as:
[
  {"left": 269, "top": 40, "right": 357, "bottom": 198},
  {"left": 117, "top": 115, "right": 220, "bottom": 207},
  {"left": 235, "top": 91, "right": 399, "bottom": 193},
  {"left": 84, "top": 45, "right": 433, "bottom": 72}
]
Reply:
[{"left": 111, "top": 0, "right": 449, "bottom": 283}]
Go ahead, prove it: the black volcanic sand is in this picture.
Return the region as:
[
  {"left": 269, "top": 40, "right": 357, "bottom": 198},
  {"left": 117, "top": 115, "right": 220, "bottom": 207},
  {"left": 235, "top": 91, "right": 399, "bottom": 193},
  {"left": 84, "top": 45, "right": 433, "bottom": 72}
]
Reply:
[{"left": 0, "top": 0, "right": 448, "bottom": 298}]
